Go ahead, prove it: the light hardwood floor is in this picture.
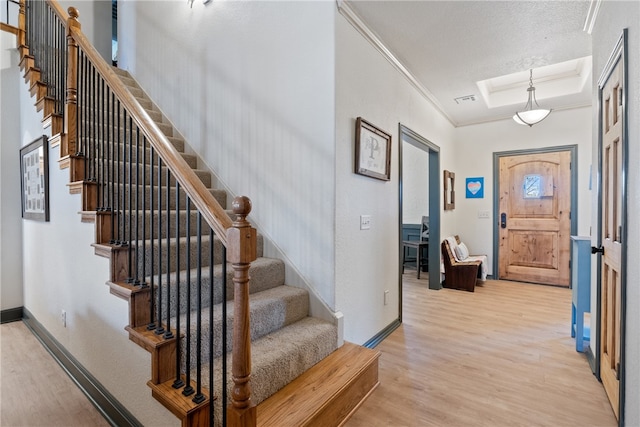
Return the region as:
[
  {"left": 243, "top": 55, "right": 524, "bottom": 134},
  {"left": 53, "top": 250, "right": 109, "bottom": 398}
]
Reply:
[
  {"left": 346, "top": 275, "right": 617, "bottom": 427},
  {"left": 0, "top": 321, "right": 109, "bottom": 427}
]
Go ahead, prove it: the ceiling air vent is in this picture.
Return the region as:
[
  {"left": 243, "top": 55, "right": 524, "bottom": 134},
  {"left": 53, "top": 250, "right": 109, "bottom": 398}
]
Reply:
[{"left": 454, "top": 95, "right": 477, "bottom": 104}]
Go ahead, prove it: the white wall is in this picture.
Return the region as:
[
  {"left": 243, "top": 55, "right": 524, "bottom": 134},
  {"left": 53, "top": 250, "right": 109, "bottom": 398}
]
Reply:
[
  {"left": 455, "top": 107, "right": 592, "bottom": 275},
  {"left": 335, "top": 10, "right": 457, "bottom": 344},
  {"left": 1, "top": 31, "right": 24, "bottom": 310},
  {"left": 591, "top": 2, "right": 640, "bottom": 424},
  {"left": 117, "top": 0, "right": 337, "bottom": 310},
  {"left": 402, "top": 141, "right": 429, "bottom": 225}
]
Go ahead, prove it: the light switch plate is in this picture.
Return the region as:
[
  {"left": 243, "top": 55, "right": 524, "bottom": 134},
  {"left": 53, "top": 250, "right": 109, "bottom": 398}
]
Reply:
[
  {"left": 360, "top": 215, "right": 371, "bottom": 230},
  {"left": 478, "top": 210, "right": 490, "bottom": 219}
]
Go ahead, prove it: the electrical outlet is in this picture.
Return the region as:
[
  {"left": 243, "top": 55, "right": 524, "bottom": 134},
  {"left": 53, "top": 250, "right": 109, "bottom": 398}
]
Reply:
[
  {"left": 61, "top": 310, "right": 67, "bottom": 327},
  {"left": 384, "top": 290, "right": 389, "bottom": 305},
  {"left": 360, "top": 215, "right": 371, "bottom": 230}
]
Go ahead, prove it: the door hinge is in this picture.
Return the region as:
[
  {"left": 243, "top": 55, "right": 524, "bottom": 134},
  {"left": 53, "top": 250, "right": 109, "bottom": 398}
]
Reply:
[
  {"left": 616, "top": 362, "right": 620, "bottom": 380},
  {"left": 569, "top": 260, "right": 572, "bottom": 269},
  {"left": 618, "top": 225, "right": 623, "bottom": 243},
  {"left": 619, "top": 88, "right": 623, "bottom": 105},
  {"left": 569, "top": 211, "right": 571, "bottom": 220}
]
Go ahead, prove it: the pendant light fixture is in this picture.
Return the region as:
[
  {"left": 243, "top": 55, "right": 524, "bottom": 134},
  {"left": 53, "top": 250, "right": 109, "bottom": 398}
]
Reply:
[{"left": 513, "top": 69, "right": 552, "bottom": 127}]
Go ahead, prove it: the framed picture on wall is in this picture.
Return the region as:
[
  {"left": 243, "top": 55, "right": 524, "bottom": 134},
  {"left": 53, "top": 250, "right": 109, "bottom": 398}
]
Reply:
[
  {"left": 355, "top": 117, "right": 392, "bottom": 181},
  {"left": 20, "top": 135, "right": 50, "bottom": 221},
  {"left": 466, "top": 177, "right": 484, "bottom": 198}
]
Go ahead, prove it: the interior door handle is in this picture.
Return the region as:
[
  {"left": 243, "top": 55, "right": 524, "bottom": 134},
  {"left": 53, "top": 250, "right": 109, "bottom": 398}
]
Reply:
[
  {"left": 591, "top": 246, "right": 605, "bottom": 255},
  {"left": 500, "top": 213, "right": 507, "bottom": 229}
]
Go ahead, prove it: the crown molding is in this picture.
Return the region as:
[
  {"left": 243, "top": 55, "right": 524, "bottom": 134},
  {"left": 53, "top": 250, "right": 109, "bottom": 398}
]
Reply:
[
  {"left": 336, "top": 0, "right": 457, "bottom": 128},
  {"left": 583, "top": 0, "right": 602, "bottom": 35}
]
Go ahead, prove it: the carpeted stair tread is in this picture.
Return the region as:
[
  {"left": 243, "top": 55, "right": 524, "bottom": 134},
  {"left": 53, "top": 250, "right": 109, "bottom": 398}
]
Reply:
[
  {"left": 195, "top": 316, "right": 337, "bottom": 426},
  {"left": 177, "top": 285, "right": 309, "bottom": 365},
  {"left": 137, "top": 235, "right": 265, "bottom": 276}
]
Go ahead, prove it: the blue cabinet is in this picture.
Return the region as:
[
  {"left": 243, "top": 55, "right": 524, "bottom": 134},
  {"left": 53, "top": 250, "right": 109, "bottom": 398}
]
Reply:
[{"left": 571, "top": 236, "right": 591, "bottom": 352}]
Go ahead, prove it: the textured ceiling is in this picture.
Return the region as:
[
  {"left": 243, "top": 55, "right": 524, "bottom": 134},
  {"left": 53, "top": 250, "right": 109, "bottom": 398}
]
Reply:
[{"left": 346, "top": 0, "right": 593, "bottom": 126}]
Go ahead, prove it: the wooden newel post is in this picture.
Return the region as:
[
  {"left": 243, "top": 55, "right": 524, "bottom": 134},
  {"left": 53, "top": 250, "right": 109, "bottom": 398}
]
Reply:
[
  {"left": 226, "top": 196, "right": 257, "bottom": 426},
  {"left": 62, "top": 7, "right": 80, "bottom": 158},
  {"left": 17, "top": 0, "right": 26, "bottom": 47}
]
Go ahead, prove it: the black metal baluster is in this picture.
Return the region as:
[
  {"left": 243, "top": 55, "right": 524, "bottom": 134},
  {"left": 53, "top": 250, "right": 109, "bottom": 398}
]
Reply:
[
  {"left": 110, "top": 92, "right": 116, "bottom": 241},
  {"left": 113, "top": 99, "right": 121, "bottom": 244},
  {"left": 172, "top": 182, "right": 184, "bottom": 389},
  {"left": 127, "top": 116, "right": 133, "bottom": 282},
  {"left": 105, "top": 88, "right": 112, "bottom": 222},
  {"left": 155, "top": 155, "right": 165, "bottom": 335},
  {"left": 221, "top": 244, "right": 227, "bottom": 427},
  {"left": 89, "top": 64, "right": 95, "bottom": 182},
  {"left": 209, "top": 225, "right": 215, "bottom": 426},
  {"left": 78, "top": 52, "right": 85, "bottom": 168},
  {"left": 134, "top": 126, "right": 140, "bottom": 285},
  {"left": 97, "top": 77, "right": 103, "bottom": 210},
  {"left": 120, "top": 108, "right": 127, "bottom": 248},
  {"left": 193, "top": 213, "right": 205, "bottom": 404},
  {"left": 183, "top": 198, "right": 194, "bottom": 396},
  {"left": 147, "top": 148, "right": 156, "bottom": 331},
  {"left": 141, "top": 135, "right": 147, "bottom": 287},
  {"left": 164, "top": 166, "right": 173, "bottom": 340}
]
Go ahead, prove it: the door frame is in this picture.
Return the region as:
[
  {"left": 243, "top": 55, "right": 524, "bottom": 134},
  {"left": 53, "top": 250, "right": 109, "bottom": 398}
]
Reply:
[
  {"left": 595, "top": 29, "right": 628, "bottom": 426},
  {"left": 398, "top": 124, "right": 441, "bottom": 320},
  {"left": 492, "top": 145, "right": 578, "bottom": 283}
]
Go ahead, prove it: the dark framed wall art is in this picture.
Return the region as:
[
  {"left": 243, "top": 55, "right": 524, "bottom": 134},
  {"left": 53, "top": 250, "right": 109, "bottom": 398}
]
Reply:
[
  {"left": 355, "top": 117, "right": 392, "bottom": 181},
  {"left": 20, "top": 135, "right": 50, "bottom": 221}
]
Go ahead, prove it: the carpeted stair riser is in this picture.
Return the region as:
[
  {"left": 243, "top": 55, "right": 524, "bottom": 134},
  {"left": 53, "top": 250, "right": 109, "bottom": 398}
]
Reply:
[
  {"left": 78, "top": 118, "right": 174, "bottom": 138},
  {"left": 201, "top": 317, "right": 338, "bottom": 427},
  {"left": 78, "top": 137, "right": 195, "bottom": 167},
  {"left": 133, "top": 234, "right": 265, "bottom": 277},
  {"left": 79, "top": 90, "right": 154, "bottom": 110},
  {"left": 119, "top": 209, "right": 219, "bottom": 240},
  {"left": 148, "top": 256, "right": 284, "bottom": 320},
  {"left": 88, "top": 159, "right": 211, "bottom": 188},
  {"left": 175, "top": 285, "right": 310, "bottom": 371},
  {"left": 79, "top": 104, "right": 164, "bottom": 124},
  {"left": 98, "top": 183, "right": 227, "bottom": 211}
]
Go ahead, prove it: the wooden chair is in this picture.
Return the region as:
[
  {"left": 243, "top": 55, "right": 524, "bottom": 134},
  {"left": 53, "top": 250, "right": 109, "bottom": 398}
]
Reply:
[{"left": 441, "top": 236, "right": 481, "bottom": 292}]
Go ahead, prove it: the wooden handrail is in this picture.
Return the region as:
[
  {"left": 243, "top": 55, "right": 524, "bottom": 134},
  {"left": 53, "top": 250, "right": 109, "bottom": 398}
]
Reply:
[
  {"left": 46, "top": 0, "right": 68, "bottom": 23},
  {"left": 67, "top": 25, "right": 233, "bottom": 243}
]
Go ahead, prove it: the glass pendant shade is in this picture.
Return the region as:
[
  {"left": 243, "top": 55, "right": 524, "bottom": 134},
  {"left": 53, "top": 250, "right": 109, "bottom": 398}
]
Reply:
[{"left": 513, "top": 70, "right": 552, "bottom": 127}]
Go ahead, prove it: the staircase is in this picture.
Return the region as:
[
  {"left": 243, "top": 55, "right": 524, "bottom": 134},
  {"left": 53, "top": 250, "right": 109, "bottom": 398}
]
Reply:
[
  {"left": 105, "top": 67, "right": 342, "bottom": 424},
  {"left": 7, "top": 1, "right": 379, "bottom": 425}
]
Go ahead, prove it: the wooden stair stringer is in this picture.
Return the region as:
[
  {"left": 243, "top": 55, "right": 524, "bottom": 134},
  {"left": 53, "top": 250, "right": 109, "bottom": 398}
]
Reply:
[{"left": 256, "top": 342, "right": 380, "bottom": 427}]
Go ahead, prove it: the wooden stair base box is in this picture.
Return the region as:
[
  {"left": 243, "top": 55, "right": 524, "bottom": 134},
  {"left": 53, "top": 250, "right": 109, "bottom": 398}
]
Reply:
[
  {"left": 127, "top": 325, "right": 178, "bottom": 384},
  {"left": 148, "top": 378, "right": 210, "bottom": 427},
  {"left": 256, "top": 342, "right": 380, "bottom": 427}
]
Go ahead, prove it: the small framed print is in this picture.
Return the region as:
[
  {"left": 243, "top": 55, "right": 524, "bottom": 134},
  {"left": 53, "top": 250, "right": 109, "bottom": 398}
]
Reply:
[
  {"left": 355, "top": 117, "right": 392, "bottom": 181},
  {"left": 466, "top": 177, "right": 484, "bottom": 199},
  {"left": 20, "top": 135, "right": 49, "bottom": 221}
]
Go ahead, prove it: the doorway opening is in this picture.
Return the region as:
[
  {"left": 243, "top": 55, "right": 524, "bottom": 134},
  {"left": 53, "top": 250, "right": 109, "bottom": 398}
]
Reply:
[{"left": 398, "top": 124, "right": 440, "bottom": 320}]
